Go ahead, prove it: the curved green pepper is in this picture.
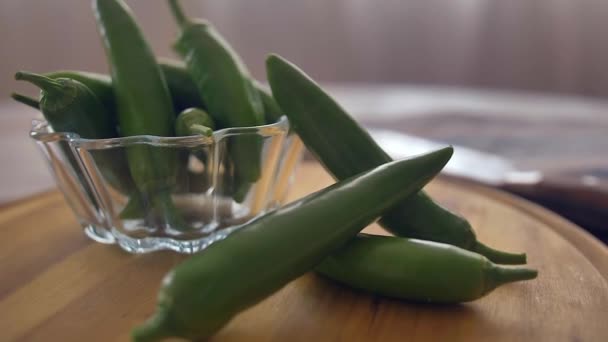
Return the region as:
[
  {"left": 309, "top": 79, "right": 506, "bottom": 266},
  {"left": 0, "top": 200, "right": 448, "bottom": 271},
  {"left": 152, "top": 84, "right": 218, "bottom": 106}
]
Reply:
[
  {"left": 14, "top": 72, "right": 134, "bottom": 193},
  {"left": 159, "top": 58, "right": 206, "bottom": 112},
  {"left": 168, "top": 0, "right": 264, "bottom": 202},
  {"left": 45, "top": 62, "right": 205, "bottom": 116},
  {"left": 253, "top": 80, "right": 283, "bottom": 124},
  {"left": 266, "top": 54, "right": 526, "bottom": 265},
  {"left": 94, "top": 0, "right": 184, "bottom": 229},
  {"left": 27, "top": 64, "right": 277, "bottom": 127},
  {"left": 132, "top": 147, "right": 453, "bottom": 341},
  {"left": 317, "top": 234, "right": 537, "bottom": 303}
]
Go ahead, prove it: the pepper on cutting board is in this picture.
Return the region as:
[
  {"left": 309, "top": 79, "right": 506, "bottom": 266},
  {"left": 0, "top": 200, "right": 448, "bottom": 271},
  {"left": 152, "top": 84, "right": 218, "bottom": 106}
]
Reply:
[
  {"left": 317, "top": 234, "right": 537, "bottom": 303},
  {"left": 266, "top": 54, "right": 526, "bottom": 265},
  {"left": 132, "top": 147, "right": 453, "bottom": 341}
]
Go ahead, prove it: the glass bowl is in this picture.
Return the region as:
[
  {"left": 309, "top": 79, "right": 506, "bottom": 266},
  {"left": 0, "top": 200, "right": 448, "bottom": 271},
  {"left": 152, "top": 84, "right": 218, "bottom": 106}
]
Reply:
[{"left": 30, "top": 116, "right": 304, "bottom": 254}]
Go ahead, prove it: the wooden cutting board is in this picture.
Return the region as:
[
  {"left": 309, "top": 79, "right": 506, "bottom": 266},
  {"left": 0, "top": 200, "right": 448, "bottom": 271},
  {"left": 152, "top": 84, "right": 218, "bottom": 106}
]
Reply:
[{"left": 0, "top": 162, "right": 606, "bottom": 342}]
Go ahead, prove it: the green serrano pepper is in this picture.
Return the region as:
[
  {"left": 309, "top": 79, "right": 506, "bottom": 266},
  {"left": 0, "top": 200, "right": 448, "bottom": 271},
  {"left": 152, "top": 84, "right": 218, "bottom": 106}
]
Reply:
[
  {"left": 28, "top": 64, "right": 278, "bottom": 126},
  {"left": 267, "top": 54, "right": 526, "bottom": 265},
  {"left": 44, "top": 70, "right": 116, "bottom": 116},
  {"left": 132, "top": 147, "right": 453, "bottom": 341},
  {"left": 168, "top": 0, "right": 264, "bottom": 197},
  {"left": 317, "top": 234, "right": 537, "bottom": 303},
  {"left": 158, "top": 58, "right": 206, "bottom": 112},
  {"left": 253, "top": 80, "right": 284, "bottom": 124},
  {"left": 94, "top": 0, "right": 184, "bottom": 229},
  {"left": 15, "top": 72, "right": 114, "bottom": 139},
  {"left": 44, "top": 65, "right": 201, "bottom": 117},
  {"left": 14, "top": 72, "right": 134, "bottom": 193}
]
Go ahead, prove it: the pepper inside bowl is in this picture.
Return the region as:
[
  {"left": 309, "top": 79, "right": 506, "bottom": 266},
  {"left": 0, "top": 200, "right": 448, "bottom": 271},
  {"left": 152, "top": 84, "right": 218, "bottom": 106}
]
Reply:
[{"left": 30, "top": 116, "right": 303, "bottom": 254}]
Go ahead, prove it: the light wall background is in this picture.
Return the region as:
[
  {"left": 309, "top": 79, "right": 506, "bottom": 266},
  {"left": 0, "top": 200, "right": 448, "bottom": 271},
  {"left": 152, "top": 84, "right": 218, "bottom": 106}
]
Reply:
[{"left": 2, "top": 0, "right": 608, "bottom": 102}]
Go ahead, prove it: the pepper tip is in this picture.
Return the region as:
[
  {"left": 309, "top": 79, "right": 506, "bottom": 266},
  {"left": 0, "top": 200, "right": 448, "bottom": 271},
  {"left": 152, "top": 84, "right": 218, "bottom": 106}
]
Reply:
[{"left": 473, "top": 241, "right": 527, "bottom": 265}]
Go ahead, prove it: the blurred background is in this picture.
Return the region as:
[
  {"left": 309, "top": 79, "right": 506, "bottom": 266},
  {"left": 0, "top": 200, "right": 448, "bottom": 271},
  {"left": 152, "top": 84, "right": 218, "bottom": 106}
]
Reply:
[{"left": 3, "top": 0, "right": 608, "bottom": 98}]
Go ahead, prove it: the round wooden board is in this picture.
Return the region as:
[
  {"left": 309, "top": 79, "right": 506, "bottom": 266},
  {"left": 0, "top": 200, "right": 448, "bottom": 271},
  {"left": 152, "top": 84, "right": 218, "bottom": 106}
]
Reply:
[{"left": 0, "top": 162, "right": 606, "bottom": 342}]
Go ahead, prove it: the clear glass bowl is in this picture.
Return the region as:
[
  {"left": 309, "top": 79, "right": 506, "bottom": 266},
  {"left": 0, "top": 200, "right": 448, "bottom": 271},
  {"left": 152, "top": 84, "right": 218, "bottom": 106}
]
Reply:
[{"left": 30, "top": 116, "right": 304, "bottom": 254}]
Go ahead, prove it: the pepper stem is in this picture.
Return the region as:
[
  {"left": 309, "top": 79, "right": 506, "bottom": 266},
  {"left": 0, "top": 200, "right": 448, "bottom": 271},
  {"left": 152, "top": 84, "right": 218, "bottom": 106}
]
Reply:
[
  {"left": 15, "top": 71, "right": 64, "bottom": 96},
  {"left": 472, "top": 241, "right": 527, "bottom": 265},
  {"left": 484, "top": 265, "right": 538, "bottom": 294},
  {"left": 11, "top": 92, "right": 40, "bottom": 110},
  {"left": 188, "top": 124, "right": 213, "bottom": 137},
  {"left": 131, "top": 309, "right": 173, "bottom": 342},
  {"left": 168, "top": 0, "right": 190, "bottom": 27}
]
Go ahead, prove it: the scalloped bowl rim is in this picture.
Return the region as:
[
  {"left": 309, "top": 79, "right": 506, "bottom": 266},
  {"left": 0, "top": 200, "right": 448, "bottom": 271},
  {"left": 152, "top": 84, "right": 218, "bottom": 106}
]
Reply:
[{"left": 30, "top": 115, "right": 290, "bottom": 148}]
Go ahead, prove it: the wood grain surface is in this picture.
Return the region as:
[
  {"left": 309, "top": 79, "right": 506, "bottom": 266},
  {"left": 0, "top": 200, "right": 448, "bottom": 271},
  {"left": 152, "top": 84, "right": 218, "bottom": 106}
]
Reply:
[{"left": 0, "top": 162, "right": 607, "bottom": 342}]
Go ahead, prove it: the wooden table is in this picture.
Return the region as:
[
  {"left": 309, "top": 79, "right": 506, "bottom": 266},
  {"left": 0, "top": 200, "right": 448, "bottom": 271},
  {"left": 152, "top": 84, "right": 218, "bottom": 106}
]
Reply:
[{"left": 1, "top": 162, "right": 606, "bottom": 342}]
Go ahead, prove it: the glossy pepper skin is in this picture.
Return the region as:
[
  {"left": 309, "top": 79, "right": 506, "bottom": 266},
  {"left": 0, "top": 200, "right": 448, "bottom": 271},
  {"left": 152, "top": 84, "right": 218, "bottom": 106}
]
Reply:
[
  {"left": 253, "top": 80, "right": 284, "bottom": 124},
  {"left": 14, "top": 72, "right": 134, "bottom": 193},
  {"left": 38, "top": 64, "right": 279, "bottom": 126},
  {"left": 266, "top": 54, "right": 526, "bottom": 265},
  {"left": 15, "top": 72, "right": 114, "bottom": 139},
  {"left": 46, "top": 62, "right": 205, "bottom": 115},
  {"left": 94, "top": 0, "right": 184, "bottom": 229},
  {"left": 158, "top": 59, "right": 206, "bottom": 112},
  {"left": 168, "top": 0, "right": 264, "bottom": 191},
  {"left": 317, "top": 234, "right": 538, "bottom": 303},
  {"left": 45, "top": 70, "right": 117, "bottom": 118},
  {"left": 131, "top": 147, "right": 453, "bottom": 342}
]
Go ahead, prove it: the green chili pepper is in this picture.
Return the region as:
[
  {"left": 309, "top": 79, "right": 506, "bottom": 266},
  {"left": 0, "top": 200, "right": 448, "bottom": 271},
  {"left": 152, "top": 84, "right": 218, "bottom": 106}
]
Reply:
[
  {"left": 44, "top": 61, "right": 205, "bottom": 117},
  {"left": 168, "top": 0, "right": 264, "bottom": 127},
  {"left": 14, "top": 72, "right": 134, "bottom": 194},
  {"left": 266, "top": 54, "right": 526, "bottom": 265},
  {"left": 16, "top": 72, "right": 114, "bottom": 139},
  {"left": 131, "top": 147, "right": 453, "bottom": 342},
  {"left": 94, "top": 0, "right": 185, "bottom": 230},
  {"left": 41, "top": 64, "right": 276, "bottom": 126},
  {"left": 253, "top": 80, "right": 283, "bottom": 124},
  {"left": 168, "top": 0, "right": 264, "bottom": 199},
  {"left": 11, "top": 92, "right": 40, "bottom": 110},
  {"left": 45, "top": 70, "right": 117, "bottom": 117},
  {"left": 317, "top": 234, "right": 537, "bottom": 303},
  {"left": 158, "top": 59, "right": 206, "bottom": 112}
]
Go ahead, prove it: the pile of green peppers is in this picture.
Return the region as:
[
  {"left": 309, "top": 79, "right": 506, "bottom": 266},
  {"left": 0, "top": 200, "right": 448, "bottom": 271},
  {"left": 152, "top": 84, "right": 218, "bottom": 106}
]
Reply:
[{"left": 12, "top": 1, "right": 538, "bottom": 341}]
